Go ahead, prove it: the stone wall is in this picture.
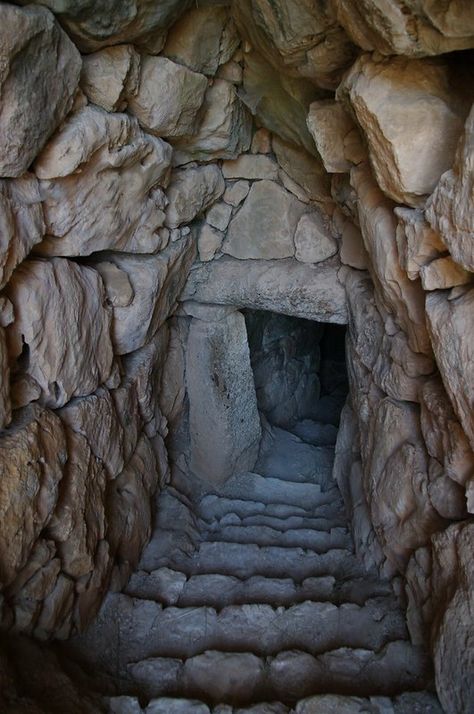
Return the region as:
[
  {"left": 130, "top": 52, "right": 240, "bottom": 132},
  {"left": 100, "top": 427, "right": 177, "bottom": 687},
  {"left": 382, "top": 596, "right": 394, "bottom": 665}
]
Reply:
[{"left": 0, "top": 1, "right": 473, "bottom": 711}]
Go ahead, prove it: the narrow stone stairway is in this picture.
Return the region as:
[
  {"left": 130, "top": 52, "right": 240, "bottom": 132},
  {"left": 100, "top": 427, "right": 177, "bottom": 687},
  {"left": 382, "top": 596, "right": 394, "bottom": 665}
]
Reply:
[{"left": 63, "top": 419, "right": 442, "bottom": 713}]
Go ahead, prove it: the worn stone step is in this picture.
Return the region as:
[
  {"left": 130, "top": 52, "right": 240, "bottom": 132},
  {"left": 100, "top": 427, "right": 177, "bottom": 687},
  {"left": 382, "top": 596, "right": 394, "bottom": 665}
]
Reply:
[
  {"left": 125, "top": 642, "right": 431, "bottom": 703},
  {"left": 197, "top": 496, "right": 343, "bottom": 525},
  {"left": 205, "top": 512, "right": 348, "bottom": 535},
  {"left": 72, "top": 593, "right": 409, "bottom": 665},
  {"left": 202, "top": 524, "right": 352, "bottom": 552},
  {"left": 160, "top": 541, "right": 366, "bottom": 581},
  {"left": 215, "top": 473, "right": 335, "bottom": 511},
  {"left": 125, "top": 568, "right": 395, "bottom": 610}
]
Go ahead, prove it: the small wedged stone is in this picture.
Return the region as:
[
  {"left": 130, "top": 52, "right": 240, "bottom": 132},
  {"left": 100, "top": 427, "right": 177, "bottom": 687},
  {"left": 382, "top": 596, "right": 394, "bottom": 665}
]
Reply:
[
  {"left": 165, "top": 165, "right": 225, "bottom": 229},
  {"left": 294, "top": 212, "right": 338, "bottom": 264},
  {"left": 34, "top": 105, "right": 173, "bottom": 256},
  {"left": 0, "top": 4, "right": 81, "bottom": 177},
  {"left": 80, "top": 45, "right": 141, "bottom": 112},
  {"left": 128, "top": 56, "right": 208, "bottom": 138},
  {"left": 307, "top": 100, "right": 363, "bottom": 173},
  {"left": 395, "top": 207, "right": 446, "bottom": 281}
]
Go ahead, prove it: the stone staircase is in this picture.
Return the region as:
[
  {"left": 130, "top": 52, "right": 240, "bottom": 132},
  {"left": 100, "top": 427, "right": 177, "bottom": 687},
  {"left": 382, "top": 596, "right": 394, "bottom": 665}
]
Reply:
[{"left": 64, "top": 422, "right": 442, "bottom": 713}]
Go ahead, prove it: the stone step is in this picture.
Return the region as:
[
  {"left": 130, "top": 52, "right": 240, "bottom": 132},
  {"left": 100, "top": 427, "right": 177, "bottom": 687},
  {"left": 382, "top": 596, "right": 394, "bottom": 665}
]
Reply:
[
  {"left": 202, "top": 524, "right": 352, "bottom": 552},
  {"left": 215, "top": 473, "right": 336, "bottom": 511},
  {"left": 125, "top": 643, "right": 431, "bottom": 703},
  {"left": 197, "top": 496, "right": 344, "bottom": 525},
  {"left": 106, "top": 693, "right": 443, "bottom": 714},
  {"left": 206, "top": 512, "right": 348, "bottom": 534},
  {"left": 158, "top": 541, "right": 367, "bottom": 581},
  {"left": 125, "top": 568, "right": 395, "bottom": 609},
  {"left": 75, "top": 593, "right": 409, "bottom": 664}
]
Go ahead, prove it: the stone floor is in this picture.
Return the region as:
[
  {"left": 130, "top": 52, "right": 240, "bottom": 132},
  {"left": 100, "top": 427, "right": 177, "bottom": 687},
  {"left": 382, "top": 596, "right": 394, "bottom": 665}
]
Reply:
[{"left": 64, "top": 416, "right": 442, "bottom": 713}]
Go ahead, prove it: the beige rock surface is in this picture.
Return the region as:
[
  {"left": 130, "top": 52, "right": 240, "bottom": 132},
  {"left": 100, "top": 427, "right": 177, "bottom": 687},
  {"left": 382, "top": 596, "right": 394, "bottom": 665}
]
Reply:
[
  {"left": 420, "top": 256, "right": 471, "bottom": 291},
  {"left": 0, "top": 4, "right": 81, "bottom": 177},
  {"left": 426, "top": 286, "right": 474, "bottom": 452},
  {"left": 395, "top": 207, "right": 446, "bottom": 281},
  {"left": 307, "top": 100, "right": 362, "bottom": 173},
  {"left": 35, "top": 106, "right": 173, "bottom": 256},
  {"left": 165, "top": 165, "right": 225, "bottom": 229},
  {"left": 334, "top": 0, "right": 474, "bottom": 57},
  {"left": 198, "top": 225, "right": 224, "bottom": 263},
  {"left": 341, "top": 54, "right": 472, "bottom": 206},
  {"left": 222, "top": 155, "right": 279, "bottom": 181},
  {"left": 80, "top": 44, "right": 140, "bottom": 112},
  {"left": 0, "top": 405, "right": 67, "bottom": 588},
  {"left": 426, "top": 105, "right": 474, "bottom": 271},
  {"left": 172, "top": 80, "right": 252, "bottom": 164},
  {"left": 223, "top": 181, "right": 306, "bottom": 259},
  {"left": 294, "top": 212, "right": 338, "bottom": 264},
  {"left": 93, "top": 237, "right": 196, "bottom": 355},
  {"left": 6, "top": 258, "right": 116, "bottom": 409},
  {"left": 0, "top": 175, "right": 44, "bottom": 290},
  {"left": 163, "top": 7, "right": 239, "bottom": 76},
  {"left": 21, "top": 0, "right": 192, "bottom": 54},
  {"left": 272, "top": 136, "right": 330, "bottom": 202},
  {"left": 128, "top": 57, "right": 208, "bottom": 138}
]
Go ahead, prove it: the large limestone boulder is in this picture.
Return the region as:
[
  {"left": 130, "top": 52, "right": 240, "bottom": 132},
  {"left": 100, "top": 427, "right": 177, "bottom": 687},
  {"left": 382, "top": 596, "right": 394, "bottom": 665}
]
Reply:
[
  {"left": 80, "top": 45, "right": 141, "bottom": 113},
  {"left": 430, "top": 522, "right": 474, "bottom": 714},
  {"left": 426, "top": 105, "right": 474, "bottom": 271},
  {"left": 426, "top": 286, "right": 474, "bottom": 452},
  {"left": 0, "top": 4, "right": 81, "bottom": 177},
  {"left": 364, "top": 397, "right": 443, "bottom": 569},
  {"left": 0, "top": 405, "right": 67, "bottom": 588},
  {"left": 6, "top": 258, "right": 116, "bottom": 409},
  {"left": 16, "top": 0, "right": 193, "bottom": 54},
  {"left": 232, "top": 0, "right": 356, "bottom": 90},
  {"left": 163, "top": 6, "right": 239, "bottom": 76},
  {"left": 223, "top": 181, "right": 307, "bottom": 259},
  {"left": 93, "top": 237, "right": 196, "bottom": 355},
  {"left": 183, "top": 256, "right": 348, "bottom": 324},
  {"left": 186, "top": 310, "right": 261, "bottom": 484},
  {"left": 341, "top": 54, "right": 472, "bottom": 206},
  {"left": 128, "top": 57, "right": 208, "bottom": 138},
  {"left": 334, "top": 0, "right": 474, "bottom": 57},
  {"left": 0, "top": 175, "right": 44, "bottom": 290},
  {"left": 351, "top": 165, "right": 432, "bottom": 356},
  {"left": 34, "top": 105, "right": 172, "bottom": 256},
  {"left": 172, "top": 80, "right": 252, "bottom": 164},
  {"left": 165, "top": 165, "right": 225, "bottom": 229}
]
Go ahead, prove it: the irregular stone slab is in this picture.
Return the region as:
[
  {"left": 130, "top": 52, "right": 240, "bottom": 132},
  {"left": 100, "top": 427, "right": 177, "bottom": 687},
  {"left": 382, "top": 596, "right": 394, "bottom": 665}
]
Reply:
[
  {"left": 341, "top": 54, "right": 471, "bottom": 206},
  {"left": 335, "top": 0, "right": 474, "bottom": 57},
  {"left": 93, "top": 237, "right": 196, "bottom": 355},
  {"left": 351, "top": 165, "right": 431, "bottom": 356},
  {"left": 163, "top": 6, "right": 239, "bottom": 76},
  {"left": 35, "top": 105, "right": 172, "bottom": 256},
  {"left": 395, "top": 207, "right": 446, "bottom": 280},
  {"left": 339, "top": 220, "right": 369, "bottom": 270},
  {"left": 222, "top": 155, "right": 279, "bottom": 181},
  {"left": 426, "top": 105, "right": 474, "bottom": 271},
  {"left": 165, "top": 166, "right": 225, "bottom": 229},
  {"left": 186, "top": 311, "right": 261, "bottom": 484},
  {"left": 294, "top": 212, "right": 338, "bottom": 264},
  {"left": 47, "top": 430, "right": 107, "bottom": 580},
  {"left": 295, "top": 691, "right": 443, "bottom": 713},
  {"left": 6, "top": 258, "right": 116, "bottom": 409},
  {"left": 365, "top": 397, "right": 443, "bottom": 569},
  {"left": 430, "top": 522, "right": 474, "bottom": 714},
  {"left": 0, "top": 174, "right": 44, "bottom": 290},
  {"left": 206, "top": 202, "right": 233, "bottom": 233},
  {"left": 420, "top": 256, "right": 471, "bottom": 290},
  {"left": 223, "top": 181, "right": 306, "bottom": 259},
  {"left": 307, "top": 100, "right": 363, "bottom": 173},
  {"left": 426, "top": 286, "right": 474, "bottom": 452},
  {"left": 26, "top": 0, "right": 193, "bottom": 54},
  {"left": 80, "top": 45, "right": 140, "bottom": 112},
  {"left": 224, "top": 180, "right": 250, "bottom": 207},
  {"left": 183, "top": 256, "right": 347, "bottom": 324},
  {"left": 147, "top": 699, "right": 210, "bottom": 714},
  {"left": 0, "top": 4, "right": 81, "bottom": 177},
  {"left": 172, "top": 80, "right": 252, "bottom": 164},
  {"left": 198, "top": 225, "right": 224, "bottom": 263},
  {"left": 272, "top": 135, "right": 330, "bottom": 202},
  {"left": 0, "top": 405, "right": 66, "bottom": 587},
  {"left": 233, "top": 0, "right": 355, "bottom": 90},
  {"left": 128, "top": 57, "right": 208, "bottom": 138}
]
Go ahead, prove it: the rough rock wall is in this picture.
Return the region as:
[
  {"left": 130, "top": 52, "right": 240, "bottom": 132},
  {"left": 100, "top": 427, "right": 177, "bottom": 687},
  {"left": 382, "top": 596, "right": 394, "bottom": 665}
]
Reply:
[{"left": 0, "top": 1, "right": 473, "bottom": 712}]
